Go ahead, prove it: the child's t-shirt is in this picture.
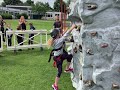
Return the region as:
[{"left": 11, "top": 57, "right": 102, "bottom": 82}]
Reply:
[
  {"left": 53, "top": 30, "right": 70, "bottom": 56},
  {"left": 6, "top": 28, "right": 12, "bottom": 38},
  {"left": 30, "top": 26, "right": 35, "bottom": 30}
]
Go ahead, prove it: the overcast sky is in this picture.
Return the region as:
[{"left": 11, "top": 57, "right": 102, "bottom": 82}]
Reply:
[{"left": 0, "top": 0, "right": 55, "bottom": 7}]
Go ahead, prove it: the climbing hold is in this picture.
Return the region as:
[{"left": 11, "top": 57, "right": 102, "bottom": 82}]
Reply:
[
  {"left": 87, "top": 3, "right": 98, "bottom": 10},
  {"left": 100, "top": 43, "right": 109, "bottom": 48},
  {"left": 74, "top": 47, "right": 78, "bottom": 53},
  {"left": 118, "top": 67, "right": 120, "bottom": 72},
  {"left": 84, "top": 80, "right": 94, "bottom": 87},
  {"left": 86, "top": 49, "right": 94, "bottom": 55},
  {"left": 80, "top": 75, "right": 82, "bottom": 80},
  {"left": 82, "top": 32, "right": 86, "bottom": 38},
  {"left": 112, "top": 84, "right": 119, "bottom": 89},
  {"left": 79, "top": 45, "right": 82, "bottom": 52},
  {"left": 91, "top": 31, "right": 97, "bottom": 37}
]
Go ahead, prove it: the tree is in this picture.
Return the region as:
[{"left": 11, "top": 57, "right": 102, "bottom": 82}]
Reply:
[
  {"left": 53, "top": 0, "right": 60, "bottom": 12},
  {"left": 32, "top": 2, "right": 47, "bottom": 14},
  {"left": 44, "top": 2, "right": 52, "bottom": 11},
  {"left": 1, "top": 2, "right": 6, "bottom": 7},
  {"left": 53, "top": 0, "right": 66, "bottom": 12},
  {"left": 24, "top": 0, "right": 34, "bottom": 6},
  {"left": 3, "top": 0, "right": 23, "bottom": 6},
  {"left": 32, "top": 2, "right": 53, "bottom": 14}
]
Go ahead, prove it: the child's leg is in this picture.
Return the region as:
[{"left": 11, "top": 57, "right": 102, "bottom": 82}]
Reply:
[
  {"left": 31, "top": 34, "right": 34, "bottom": 44},
  {"left": 1, "top": 27, "right": 5, "bottom": 42},
  {"left": 53, "top": 57, "right": 63, "bottom": 87},
  {"left": 65, "top": 54, "right": 73, "bottom": 70},
  {"left": 8, "top": 38, "right": 10, "bottom": 46},
  {"left": 55, "top": 61, "right": 63, "bottom": 86},
  {"left": 10, "top": 38, "right": 12, "bottom": 46},
  {"left": 28, "top": 34, "right": 31, "bottom": 45},
  {"left": 0, "top": 36, "right": 1, "bottom": 48},
  {"left": 61, "top": 52, "right": 73, "bottom": 70}
]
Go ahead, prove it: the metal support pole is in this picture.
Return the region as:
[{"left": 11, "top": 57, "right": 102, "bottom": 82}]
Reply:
[{"left": 60, "top": 0, "right": 63, "bottom": 29}]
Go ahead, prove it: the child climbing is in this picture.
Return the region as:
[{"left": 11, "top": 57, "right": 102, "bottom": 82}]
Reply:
[{"left": 48, "top": 24, "right": 76, "bottom": 90}]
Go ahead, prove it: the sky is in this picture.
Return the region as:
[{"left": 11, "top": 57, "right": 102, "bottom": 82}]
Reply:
[{"left": 0, "top": 0, "right": 56, "bottom": 7}]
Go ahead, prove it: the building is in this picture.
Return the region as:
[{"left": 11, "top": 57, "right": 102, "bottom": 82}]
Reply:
[
  {"left": 43, "top": 11, "right": 68, "bottom": 20},
  {"left": 0, "top": 5, "right": 32, "bottom": 18}
]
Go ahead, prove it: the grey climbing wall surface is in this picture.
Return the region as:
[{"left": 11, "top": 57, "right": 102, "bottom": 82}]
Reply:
[{"left": 65, "top": 0, "right": 120, "bottom": 90}]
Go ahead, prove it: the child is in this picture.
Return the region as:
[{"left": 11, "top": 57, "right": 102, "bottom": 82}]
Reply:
[
  {"left": 16, "top": 25, "right": 23, "bottom": 51},
  {"left": 0, "top": 15, "right": 6, "bottom": 43},
  {"left": 49, "top": 24, "right": 76, "bottom": 90},
  {"left": 6, "top": 24, "right": 13, "bottom": 46},
  {"left": 28, "top": 23, "right": 35, "bottom": 45}
]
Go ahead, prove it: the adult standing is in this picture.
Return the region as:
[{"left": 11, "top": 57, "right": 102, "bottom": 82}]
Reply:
[
  {"left": 18, "top": 16, "right": 27, "bottom": 46},
  {"left": 0, "top": 15, "right": 6, "bottom": 44},
  {"left": 19, "top": 16, "right": 26, "bottom": 30},
  {"left": 53, "top": 15, "right": 63, "bottom": 34}
]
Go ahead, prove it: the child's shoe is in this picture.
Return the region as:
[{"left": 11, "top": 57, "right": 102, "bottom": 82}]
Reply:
[
  {"left": 52, "top": 84, "right": 58, "bottom": 90},
  {"left": 64, "top": 68, "right": 73, "bottom": 73}
]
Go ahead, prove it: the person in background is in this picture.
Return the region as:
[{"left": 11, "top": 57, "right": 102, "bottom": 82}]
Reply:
[
  {"left": 28, "top": 23, "right": 35, "bottom": 49},
  {"left": 19, "top": 16, "right": 26, "bottom": 30},
  {"left": 53, "top": 15, "right": 63, "bottom": 34},
  {"left": 6, "top": 24, "right": 13, "bottom": 46},
  {"left": 16, "top": 25, "right": 23, "bottom": 51},
  {"left": 0, "top": 15, "right": 6, "bottom": 44},
  {"left": 18, "top": 16, "right": 26, "bottom": 46}
]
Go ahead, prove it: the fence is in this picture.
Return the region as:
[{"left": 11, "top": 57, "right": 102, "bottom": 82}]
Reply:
[
  {"left": 0, "top": 31, "right": 3, "bottom": 52},
  {"left": 6, "top": 30, "right": 48, "bottom": 51}
]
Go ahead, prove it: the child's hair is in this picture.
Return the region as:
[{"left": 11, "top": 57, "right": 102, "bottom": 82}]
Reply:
[
  {"left": 50, "top": 29, "right": 60, "bottom": 39},
  {"left": 48, "top": 29, "right": 60, "bottom": 48},
  {"left": 6, "top": 24, "right": 11, "bottom": 27},
  {"left": 29, "top": 23, "right": 33, "bottom": 26},
  {"left": 47, "top": 38, "right": 54, "bottom": 48}
]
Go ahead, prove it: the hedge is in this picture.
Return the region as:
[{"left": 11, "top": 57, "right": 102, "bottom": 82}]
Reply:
[
  {"left": 16, "top": 13, "right": 28, "bottom": 19},
  {"left": 1, "top": 13, "right": 12, "bottom": 19}
]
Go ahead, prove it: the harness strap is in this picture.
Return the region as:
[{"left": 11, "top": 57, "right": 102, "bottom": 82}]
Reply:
[
  {"left": 53, "top": 55, "right": 61, "bottom": 67},
  {"left": 48, "top": 46, "right": 63, "bottom": 62}
]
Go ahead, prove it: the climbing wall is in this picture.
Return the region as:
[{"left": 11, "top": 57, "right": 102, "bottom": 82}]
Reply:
[{"left": 65, "top": 0, "right": 120, "bottom": 90}]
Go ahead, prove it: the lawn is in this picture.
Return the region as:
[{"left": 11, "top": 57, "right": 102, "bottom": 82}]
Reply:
[
  {"left": 5, "top": 20, "right": 53, "bottom": 31},
  {"left": 0, "top": 20, "right": 75, "bottom": 90}
]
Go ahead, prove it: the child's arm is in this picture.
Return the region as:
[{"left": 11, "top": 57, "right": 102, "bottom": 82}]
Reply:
[
  {"left": 63, "top": 24, "right": 76, "bottom": 37},
  {"left": 59, "top": 24, "right": 76, "bottom": 42}
]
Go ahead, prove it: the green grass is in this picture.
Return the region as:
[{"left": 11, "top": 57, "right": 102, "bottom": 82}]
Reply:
[
  {"left": 0, "top": 49, "right": 75, "bottom": 90},
  {"left": 0, "top": 20, "right": 75, "bottom": 90},
  {"left": 6, "top": 20, "right": 53, "bottom": 31}
]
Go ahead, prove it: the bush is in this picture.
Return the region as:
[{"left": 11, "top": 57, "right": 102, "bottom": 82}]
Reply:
[
  {"left": 1, "top": 13, "right": 12, "bottom": 19},
  {"left": 16, "top": 13, "right": 28, "bottom": 19},
  {"left": 33, "top": 14, "right": 43, "bottom": 19}
]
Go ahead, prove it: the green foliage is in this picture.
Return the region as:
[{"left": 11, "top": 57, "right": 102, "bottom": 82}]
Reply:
[
  {"left": 32, "top": 2, "right": 46, "bottom": 14},
  {"left": 1, "top": 2, "right": 6, "bottom": 7},
  {"left": 2, "top": 0, "right": 23, "bottom": 6},
  {"left": 53, "top": 0, "right": 60, "bottom": 12},
  {"left": 44, "top": 2, "right": 53, "bottom": 11},
  {"left": 32, "top": 2, "right": 52, "bottom": 14},
  {"left": 24, "top": 0, "right": 34, "bottom": 6},
  {"left": 16, "top": 13, "right": 28, "bottom": 19},
  {"left": 53, "top": 0, "right": 66, "bottom": 12},
  {"left": 1, "top": 13, "right": 12, "bottom": 19}
]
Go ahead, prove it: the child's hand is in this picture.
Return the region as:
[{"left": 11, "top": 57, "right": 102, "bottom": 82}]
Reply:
[
  {"left": 70, "top": 24, "right": 77, "bottom": 30},
  {"left": 72, "top": 24, "right": 77, "bottom": 28}
]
